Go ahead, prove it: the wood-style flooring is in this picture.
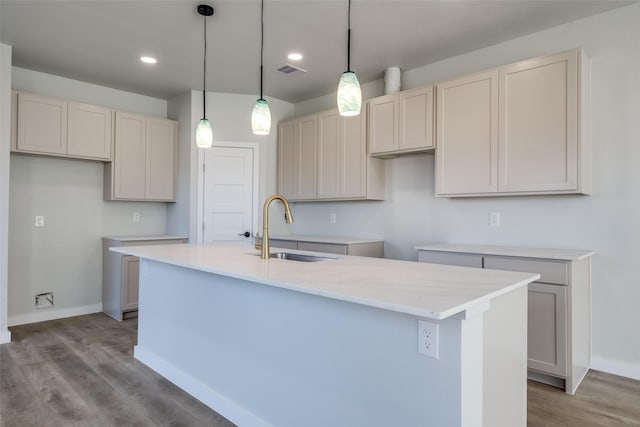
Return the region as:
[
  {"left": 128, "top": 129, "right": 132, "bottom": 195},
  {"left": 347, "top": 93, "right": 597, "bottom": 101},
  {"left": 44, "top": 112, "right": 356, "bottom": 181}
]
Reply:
[
  {"left": 0, "top": 314, "right": 234, "bottom": 427},
  {"left": 1, "top": 313, "right": 639, "bottom": 427}
]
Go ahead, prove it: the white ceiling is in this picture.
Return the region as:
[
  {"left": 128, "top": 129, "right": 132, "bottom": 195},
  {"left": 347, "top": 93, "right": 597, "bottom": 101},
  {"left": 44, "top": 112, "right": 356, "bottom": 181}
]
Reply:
[{"left": 0, "top": 0, "right": 634, "bottom": 103}]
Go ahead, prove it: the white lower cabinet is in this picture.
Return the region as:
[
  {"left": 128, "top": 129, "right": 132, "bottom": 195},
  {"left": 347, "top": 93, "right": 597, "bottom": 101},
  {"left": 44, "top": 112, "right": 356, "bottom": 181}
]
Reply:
[
  {"left": 121, "top": 256, "right": 140, "bottom": 312},
  {"left": 103, "top": 236, "right": 187, "bottom": 320},
  {"left": 527, "top": 282, "right": 567, "bottom": 377},
  {"left": 417, "top": 244, "right": 593, "bottom": 394}
]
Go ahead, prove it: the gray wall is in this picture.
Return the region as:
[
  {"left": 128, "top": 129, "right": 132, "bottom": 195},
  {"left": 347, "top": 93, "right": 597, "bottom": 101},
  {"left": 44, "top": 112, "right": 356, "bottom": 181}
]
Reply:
[
  {"left": 290, "top": 4, "right": 640, "bottom": 378},
  {"left": 8, "top": 68, "right": 169, "bottom": 325},
  {"left": 166, "top": 91, "right": 295, "bottom": 241}
]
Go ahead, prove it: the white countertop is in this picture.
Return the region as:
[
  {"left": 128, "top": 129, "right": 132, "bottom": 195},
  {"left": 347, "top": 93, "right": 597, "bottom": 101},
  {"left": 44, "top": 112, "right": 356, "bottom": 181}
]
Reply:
[
  {"left": 269, "top": 235, "right": 383, "bottom": 245},
  {"left": 103, "top": 235, "right": 188, "bottom": 242},
  {"left": 415, "top": 243, "right": 594, "bottom": 261},
  {"left": 111, "top": 243, "right": 538, "bottom": 320}
]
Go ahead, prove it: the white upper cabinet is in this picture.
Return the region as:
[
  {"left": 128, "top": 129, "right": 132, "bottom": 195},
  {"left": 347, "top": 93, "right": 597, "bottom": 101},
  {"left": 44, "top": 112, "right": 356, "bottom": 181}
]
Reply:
[
  {"left": 277, "top": 120, "right": 298, "bottom": 200},
  {"left": 298, "top": 115, "right": 318, "bottom": 200},
  {"left": 435, "top": 49, "right": 590, "bottom": 197},
  {"left": 398, "top": 85, "right": 435, "bottom": 152},
  {"left": 368, "top": 94, "right": 398, "bottom": 155},
  {"left": 499, "top": 50, "right": 582, "bottom": 193},
  {"left": 277, "top": 114, "right": 317, "bottom": 201},
  {"left": 16, "top": 92, "right": 68, "bottom": 155},
  {"left": 317, "top": 109, "right": 369, "bottom": 199},
  {"left": 67, "top": 102, "right": 112, "bottom": 160},
  {"left": 13, "top": 91, "right": 112, "bottom": 161},
  {"left": 146, "top": 117, "right": 177, "bottom": 201},
  {"left": 436, "top": 70, "right": 499, "bottom": 195},
  {"left": 368, "top": 85, "right": 435, "bottom": 157},
  {"left": 105, "top": 112, "right": 177, "bottom": 202},
  {"left": 278, "top": 109, "right": 384, "bottom": 202},
  {"left": 113, "top": 112, "right": 147, "bottom": 200}
]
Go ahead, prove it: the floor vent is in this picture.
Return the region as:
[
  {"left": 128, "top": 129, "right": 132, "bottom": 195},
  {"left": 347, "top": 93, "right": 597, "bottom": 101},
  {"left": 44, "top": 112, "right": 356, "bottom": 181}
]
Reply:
[{"left": 274, "top": 63, "right": 307, "bottom": 77}]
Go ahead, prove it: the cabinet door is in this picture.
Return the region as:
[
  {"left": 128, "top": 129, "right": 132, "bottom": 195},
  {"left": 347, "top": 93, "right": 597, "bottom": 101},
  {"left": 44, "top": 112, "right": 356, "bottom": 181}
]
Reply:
[
  {"left": 17, "top": 92, "right": 67, "bottom": 155},
  {"left": 278, "top": 120, "right": 297, "bottom": 199},
  {"left": 435, "top": 70, "right": 499, "bottom": 195},
  {"left": 317, "top": 110, "right": 341, "bottom": 199},
  {"left": 368, "top": 94, "right": 398, "bottom": 154},
  {"left": 341, "top": 113, "right": 367, "bottom": 198},
  {"left": 528, "top": 282, "right": 567, "bottom": 376},
  {"left": 297, "top": 115, "right": 318, "bottom": 199},
  {"left": 114, "top": 112, "right": 146, "bottom": 199},
  {"left": 146, "top": 117, "right": 176, "bottom": 201},
  {"left": 398, "top": 85, "right": 434, "bottom": 151},
  {"left": 499, "top": 50, "right": 578, "bottom": 192},
  {"left": 67, "top": 102, "right": 112, "bottom": 160},
  {"left": 121, "top": 256, "right": 140, "bottom": 311},
  {"left": 269, "top": 239, "right": 298, "bottom": 250}
]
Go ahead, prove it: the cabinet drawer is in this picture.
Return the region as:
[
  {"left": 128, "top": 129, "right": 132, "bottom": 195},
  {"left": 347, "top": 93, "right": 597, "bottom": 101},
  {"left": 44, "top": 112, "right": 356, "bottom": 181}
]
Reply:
[
  {"left": 484, "top": 256, "right": 568, "bottom": 285},
  {"left": 122, "top": 238, "right": 187, "bottom": 247},
  {"left": 298, "top": 242, "right": 348, "bottom": 255},
  {"left": 269, "top": 239, "right": 298, "bottom": 250},
  {"left": 417, "top": 251, "right": 483, "bottom": 268}
]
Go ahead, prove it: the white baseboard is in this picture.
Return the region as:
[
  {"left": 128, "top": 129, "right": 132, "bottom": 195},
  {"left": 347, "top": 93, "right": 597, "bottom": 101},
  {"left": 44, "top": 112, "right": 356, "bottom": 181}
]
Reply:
[
  {"left": 134, "top": 345, "right": 272, "bottom": 427},
  {"left": 591, "top": 356, "right": 640, "bottom": 381},
  {"left": 0, "top": 328, "right": 10, "bottom": 344},
  {"left": 8, "top": 303, "right": 102, "bottom": 327}
]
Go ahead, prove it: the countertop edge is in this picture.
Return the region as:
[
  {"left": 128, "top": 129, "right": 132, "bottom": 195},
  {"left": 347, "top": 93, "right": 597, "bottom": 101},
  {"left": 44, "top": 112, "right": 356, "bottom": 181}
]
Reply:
[
  {"left": 111, "top": 245, "right": 538, "bottom": 321},
  {"left": 415, "top": 244, "right": 595, "bottom": 261}
]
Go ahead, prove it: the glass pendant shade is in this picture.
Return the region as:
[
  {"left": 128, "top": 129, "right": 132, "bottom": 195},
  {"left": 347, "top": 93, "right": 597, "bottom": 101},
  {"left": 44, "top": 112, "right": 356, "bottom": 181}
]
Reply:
[
  {"left": 251, "top": 99, "right": 271, "bottom": 135},
  {"left": 195, "top": 118, "right": 213, "bottom": 148},
  {"left": 337, "top": 71, "right": 362, "bottom": 116}
]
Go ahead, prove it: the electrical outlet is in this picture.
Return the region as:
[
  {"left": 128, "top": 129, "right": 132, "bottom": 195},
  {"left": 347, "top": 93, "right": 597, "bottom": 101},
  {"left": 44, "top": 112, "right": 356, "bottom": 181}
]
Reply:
[
  {"left": 329, "top": 213, "right": 337, "bottom": 224},
  {"left": 418, "top": 320, "right": 439, "bottom": 359},
  {"left": 35, "top": 216, "right": 45, "bottom": 227},
  {"left": 35, "top": 292, "right": 54, "bottom": 309},
  {"left": 490, "top": 212, "right": 501, "bottom": 227},
  {"left": 133, "top": 212, "right": 140, "bottom": 222}
]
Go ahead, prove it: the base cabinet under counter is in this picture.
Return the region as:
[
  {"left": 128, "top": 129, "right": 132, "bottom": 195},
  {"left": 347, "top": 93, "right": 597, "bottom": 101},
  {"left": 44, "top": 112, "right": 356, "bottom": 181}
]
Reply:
[
  {"left": 103, "top": 235, "right": 187, "bottom": 320},
  {"left": 417, "top": 244, "right": 594, "bottom": 394}
]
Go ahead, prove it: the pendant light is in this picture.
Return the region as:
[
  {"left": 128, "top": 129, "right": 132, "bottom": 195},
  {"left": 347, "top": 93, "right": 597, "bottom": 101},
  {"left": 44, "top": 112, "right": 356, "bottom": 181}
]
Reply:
[
  {"left": 251, "top": 0, "right": 271, "bottom": 135},
  {"left": 337, "top": 0, "right": 361, "bottom": 116},
  {"left": 195, "top": 4, "right": 214, "bottom": 148}
]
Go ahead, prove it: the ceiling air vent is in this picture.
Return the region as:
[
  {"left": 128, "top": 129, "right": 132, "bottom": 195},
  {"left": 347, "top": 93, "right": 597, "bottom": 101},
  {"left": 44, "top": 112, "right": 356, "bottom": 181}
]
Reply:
[{"left": 274, "top": 63, "right": 307, "bottom": 77}]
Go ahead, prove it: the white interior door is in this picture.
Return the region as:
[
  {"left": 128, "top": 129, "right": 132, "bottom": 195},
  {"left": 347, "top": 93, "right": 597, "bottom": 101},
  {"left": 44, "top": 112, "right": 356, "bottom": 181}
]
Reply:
[{"left": 203, "top": 146, "right": 255, "bottom": 243}]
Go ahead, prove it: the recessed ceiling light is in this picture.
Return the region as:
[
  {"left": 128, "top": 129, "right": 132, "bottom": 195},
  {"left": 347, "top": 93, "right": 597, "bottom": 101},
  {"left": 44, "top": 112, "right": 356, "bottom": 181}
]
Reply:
[
  {"left": 140, "top": 56, "right": 157, "bottom": 64},
  {"left": 287, "top": 52, "right": 303, "bottom": 61}
]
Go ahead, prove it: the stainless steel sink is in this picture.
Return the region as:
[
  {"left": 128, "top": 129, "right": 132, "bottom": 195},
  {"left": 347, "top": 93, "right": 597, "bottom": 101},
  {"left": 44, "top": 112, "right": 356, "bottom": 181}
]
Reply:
[{"left": 270, "top": 252, "right": 337, "bottom": 262}]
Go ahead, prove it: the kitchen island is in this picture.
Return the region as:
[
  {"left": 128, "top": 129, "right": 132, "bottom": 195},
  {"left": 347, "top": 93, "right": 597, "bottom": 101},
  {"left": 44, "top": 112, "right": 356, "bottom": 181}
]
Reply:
[{"left": 111, "top": 243, "right": 539, "bottom": 427}]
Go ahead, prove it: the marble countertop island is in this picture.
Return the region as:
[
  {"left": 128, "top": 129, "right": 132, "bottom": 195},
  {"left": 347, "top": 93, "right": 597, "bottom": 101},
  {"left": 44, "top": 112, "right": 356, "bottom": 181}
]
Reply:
[
  {"left": 112, "top": 243, "right": 538, "bottom": 320},
  {"left": 111, "top": 242, "right": 538, "bottom": 427}
]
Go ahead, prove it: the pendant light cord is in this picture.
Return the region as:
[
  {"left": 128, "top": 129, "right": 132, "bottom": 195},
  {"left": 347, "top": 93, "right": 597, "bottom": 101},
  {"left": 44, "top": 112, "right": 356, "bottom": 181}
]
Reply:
[
  {"left": 202, "top": 12, "right": 207, "bottom": 119},
  {"left": 347, "top": 0, "right": 351, "bottom": 72},
  {"left": 260, "top": 0, "right": 264, "bottom": 100}
]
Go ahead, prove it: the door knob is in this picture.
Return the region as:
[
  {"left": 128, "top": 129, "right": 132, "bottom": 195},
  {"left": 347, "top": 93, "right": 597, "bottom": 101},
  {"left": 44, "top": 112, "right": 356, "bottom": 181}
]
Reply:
[{"left": 238, "top": 231, "right": 250, "bottom": 238}]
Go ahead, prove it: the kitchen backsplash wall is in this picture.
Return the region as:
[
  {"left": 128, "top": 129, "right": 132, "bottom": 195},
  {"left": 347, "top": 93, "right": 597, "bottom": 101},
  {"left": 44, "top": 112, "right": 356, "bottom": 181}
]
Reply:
[{"left": 291, "top": 4, "right": 640, "bottom": 380}]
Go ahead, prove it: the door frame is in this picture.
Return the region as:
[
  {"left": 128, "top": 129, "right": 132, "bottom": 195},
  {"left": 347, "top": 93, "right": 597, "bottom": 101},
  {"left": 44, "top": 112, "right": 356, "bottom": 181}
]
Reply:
[{"left": 196, "top": 141, "right": 260, "bottom": 244}]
